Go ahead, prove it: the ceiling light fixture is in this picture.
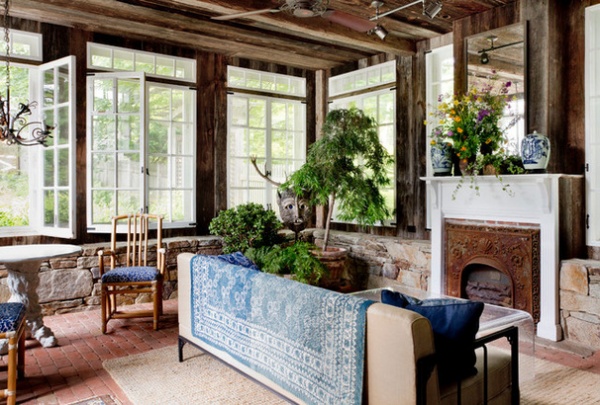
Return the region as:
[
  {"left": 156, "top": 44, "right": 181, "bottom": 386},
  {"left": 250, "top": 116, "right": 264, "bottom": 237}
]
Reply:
[
  {"left": 423, "top": 1, "right": 443, "bottom": 19},
  {"left": 371, "top": 24, "right": 389, "bottom": 40},
  {"left": 477, "top": 35, "right": 523, "bottom": 65},
  {"left": 369, "top": 2, "right": 388, "bottom": 40},
  {"left": 0, "top": 0, "right": 53, "bottom": 146},
  {"left": 369, "top": 0, "right": 443, "bottom": 21}
]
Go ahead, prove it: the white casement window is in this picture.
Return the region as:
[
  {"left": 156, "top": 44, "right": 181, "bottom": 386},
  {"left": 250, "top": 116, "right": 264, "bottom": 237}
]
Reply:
[
  {"left": 86, "top": 72, "right": 196, "bottom": 232},
  {"left": 329, "top": 61, "right": 396, "bottom": 225},
  {"left": 227, "top": 67, "right": 306, "bottom": 210},
  {"left": 586, "top": 5, "right": 600, "bottom": 246},
  {"left": 0, "top": 54, "right": 76, "bottom": 238},
  {"left": 87, "top": 43, "right": 196, "bottom": 82},
  {"left": 425, "top": 45, "right": 454, "bottom": 229}
]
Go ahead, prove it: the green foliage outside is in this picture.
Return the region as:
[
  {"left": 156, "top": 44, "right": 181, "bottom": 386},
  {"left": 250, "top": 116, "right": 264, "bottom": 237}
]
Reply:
[
  {"left": 209, "top": 203, "right": 284, "bottom": 254},
  {"left": 0, "top": 170, "right": 29, "bottom": 227}
]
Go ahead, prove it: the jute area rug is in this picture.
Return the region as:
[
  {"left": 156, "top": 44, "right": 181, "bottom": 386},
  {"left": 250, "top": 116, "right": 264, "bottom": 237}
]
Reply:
[
  {"left": 103, "top": 345, "right": 289, "bottom": 404},
  {"left": 104, "top": 345, "right": 600, "bottom": 404}
]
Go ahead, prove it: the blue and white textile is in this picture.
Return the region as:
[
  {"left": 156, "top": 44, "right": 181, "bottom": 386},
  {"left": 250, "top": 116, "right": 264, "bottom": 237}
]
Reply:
[
  {"left": 0, "top": 302, "right": 26, "bottom": 333},
  {"left": 190, "top": 255, "right": 373, "bottom": 405}
]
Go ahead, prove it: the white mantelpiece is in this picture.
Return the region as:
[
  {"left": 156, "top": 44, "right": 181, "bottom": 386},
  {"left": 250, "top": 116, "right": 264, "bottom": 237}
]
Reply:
[{"left": 423, "top": 174, "right": 583, "bottom": 341}]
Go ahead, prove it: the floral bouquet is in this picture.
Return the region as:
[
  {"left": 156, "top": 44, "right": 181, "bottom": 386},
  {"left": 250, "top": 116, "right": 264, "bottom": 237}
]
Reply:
[{"left": 430, "top": 80, "right": 516, "bottom": 163}]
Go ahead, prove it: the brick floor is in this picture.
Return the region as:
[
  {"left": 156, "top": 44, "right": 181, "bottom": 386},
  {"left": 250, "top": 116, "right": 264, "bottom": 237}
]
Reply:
[
  {"left": 1, "top": 298, "right": 598, "bottom": 404},
  {"left": 5, "top": 300, "right": 179, "bottom": 405}
]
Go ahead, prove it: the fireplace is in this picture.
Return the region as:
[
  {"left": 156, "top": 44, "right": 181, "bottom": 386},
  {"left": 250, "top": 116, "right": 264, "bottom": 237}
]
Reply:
[
  {"left": 444, "top": 221, "right": 540, "bottom": 322},
  {"left": 424, "top": 173, "right": 584, "bottom": 341}
]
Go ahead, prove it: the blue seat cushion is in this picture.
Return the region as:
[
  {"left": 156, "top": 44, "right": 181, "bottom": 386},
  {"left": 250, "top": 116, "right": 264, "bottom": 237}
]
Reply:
[
  {"left": 101, "top": 266, "right": 160, "bottom": 283},
  {"left": 381, "top": 290, "right": 484, "bottom": 384},
  {"left": 0, "top": 302, "right": 26, "bottom": 333}
]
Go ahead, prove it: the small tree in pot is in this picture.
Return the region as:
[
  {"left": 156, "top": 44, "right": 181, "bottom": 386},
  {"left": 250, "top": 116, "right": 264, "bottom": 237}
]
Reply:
[{"left": 284, "top": 107, "right": 393, "bottom": 253}]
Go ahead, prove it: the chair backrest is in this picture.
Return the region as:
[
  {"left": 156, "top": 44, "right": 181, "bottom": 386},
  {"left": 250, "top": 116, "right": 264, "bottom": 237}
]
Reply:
[{"left": 109, "top": 213, "right": 164, "bottom": 274}]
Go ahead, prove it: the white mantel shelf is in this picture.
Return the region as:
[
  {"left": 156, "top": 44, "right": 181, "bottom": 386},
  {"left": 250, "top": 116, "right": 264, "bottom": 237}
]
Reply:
[{"left": 422, "top": 173, "right": 584, "bottom": 341}]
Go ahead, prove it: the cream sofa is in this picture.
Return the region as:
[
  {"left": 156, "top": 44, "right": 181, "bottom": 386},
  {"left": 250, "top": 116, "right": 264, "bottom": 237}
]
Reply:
[{"left": 177, "top": 253, "right": 517, "bottom": 404}]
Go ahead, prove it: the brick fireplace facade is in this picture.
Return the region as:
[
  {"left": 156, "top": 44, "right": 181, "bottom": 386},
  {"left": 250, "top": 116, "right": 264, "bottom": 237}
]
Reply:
[{"left": 444, "top": 221, "right": 541, "bottom": 322}]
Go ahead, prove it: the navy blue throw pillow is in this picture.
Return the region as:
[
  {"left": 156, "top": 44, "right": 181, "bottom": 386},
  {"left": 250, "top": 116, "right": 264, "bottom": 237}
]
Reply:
[
  {"left": 217, "top": 252, "right": 260, "bottom": 271},
  {"left": 381, "top": 290, "right": 484, "bottom": 383}
]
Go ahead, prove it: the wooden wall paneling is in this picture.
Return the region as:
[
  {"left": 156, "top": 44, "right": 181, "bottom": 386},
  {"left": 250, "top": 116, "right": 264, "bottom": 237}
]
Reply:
[
  {"left": 198, "top": 51, "right": 227, "bottom": 234},
  {"left": 565, "top": 2, "right": 590, "bottom": 176}
]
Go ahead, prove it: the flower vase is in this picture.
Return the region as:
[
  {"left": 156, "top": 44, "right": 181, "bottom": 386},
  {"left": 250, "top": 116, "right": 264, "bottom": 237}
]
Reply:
[
  {"left": 430, "top": 143, "right": 453, "bottom": 176},
  {"left": 458, "top": 157, "right": 476, "bottom": 176},
  {"left": 521, "top": 131, "right": 550, "bottom": 172}
]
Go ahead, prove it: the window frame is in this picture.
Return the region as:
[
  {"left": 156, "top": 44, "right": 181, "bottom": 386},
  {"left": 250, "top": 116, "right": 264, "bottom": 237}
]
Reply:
[
  {"left": 0, "top": 56, "right": 76, "bottom": 238},
  {"left": 86, "top": 71, "right": 197, "bottom": 232}
]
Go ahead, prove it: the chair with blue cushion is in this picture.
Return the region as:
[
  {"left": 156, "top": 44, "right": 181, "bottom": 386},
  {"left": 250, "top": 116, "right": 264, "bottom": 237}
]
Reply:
[
  {"left": 98, "top": 213, "right": 166, "bottom": 334},
  {"left": 0, "top": 302, "right": 26, "bottom": 405}
]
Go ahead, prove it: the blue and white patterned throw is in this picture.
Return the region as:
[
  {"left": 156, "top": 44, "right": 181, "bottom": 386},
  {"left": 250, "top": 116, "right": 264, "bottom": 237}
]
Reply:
[{"left": 190, "top": 255, "right": 373, "bottom": 405}]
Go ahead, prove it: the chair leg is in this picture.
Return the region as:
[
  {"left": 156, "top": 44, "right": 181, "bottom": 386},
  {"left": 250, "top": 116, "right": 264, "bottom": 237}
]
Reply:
[
  {"left": 153, "top": 282, "right": 161, "bottom": 331},
  {"left": 101, "top": 285, "right": 108, "bottom": 334},
  {"left": 17, "top": 326, "right": 25, "bottom": 380},
  {"left": 6, "top": 334, "right": 18, "bottom": 405}
]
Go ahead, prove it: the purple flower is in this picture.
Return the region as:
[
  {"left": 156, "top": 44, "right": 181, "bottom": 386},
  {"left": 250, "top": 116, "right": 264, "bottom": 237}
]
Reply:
[
  {"left": 477, "top": 109, "right": 490, "bottom": 122},
  {"left": 446, "top": 130, "right": 454, "bottom": 137}
]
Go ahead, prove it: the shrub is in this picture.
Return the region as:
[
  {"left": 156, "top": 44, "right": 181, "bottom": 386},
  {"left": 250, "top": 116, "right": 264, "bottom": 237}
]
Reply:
[{"left": 209, "top": 203, "right": 283, "bottom": 254}]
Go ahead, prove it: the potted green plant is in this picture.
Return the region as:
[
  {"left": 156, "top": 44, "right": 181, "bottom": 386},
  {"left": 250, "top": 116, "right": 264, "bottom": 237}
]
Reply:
[
  {"left": 283, "top": 107, "right": 393, "bottom": 267},
  {"left": 208, "top": 203, "right": 284, "bottom": 254}
]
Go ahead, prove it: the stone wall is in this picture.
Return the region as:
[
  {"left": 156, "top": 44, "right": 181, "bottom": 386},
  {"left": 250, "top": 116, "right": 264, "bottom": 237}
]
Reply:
[
  {"left": 3, "top": 230, "right": 599, "bottom": 351},
  {"left": 0, "top": 236, "right": 223, "bottom": 316},
  {"left": 559, "top": 259, "right": 600, "bottom": 349}
]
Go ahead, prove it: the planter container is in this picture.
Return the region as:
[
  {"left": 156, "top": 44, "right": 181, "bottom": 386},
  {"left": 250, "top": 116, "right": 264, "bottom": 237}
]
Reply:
[{"left": 521, "top": 131, "right": 550, "bottom": 172}]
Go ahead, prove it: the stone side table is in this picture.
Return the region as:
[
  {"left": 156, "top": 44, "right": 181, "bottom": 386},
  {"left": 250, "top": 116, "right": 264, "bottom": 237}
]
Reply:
[{"left": 0, "top": 244, "right": 82, "bottom": 352}]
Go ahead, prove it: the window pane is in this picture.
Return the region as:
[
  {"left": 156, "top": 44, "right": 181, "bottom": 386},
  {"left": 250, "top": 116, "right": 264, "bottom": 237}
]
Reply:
[
  {"left": 92, "top": 153, "right": 115, "bottom": 188},
  {"left": 94, "top": 79, "right": 114, "bottom": 113},
  {"left": 57, "top": 105, "right": 69, "bottom": 145},
  {"left": 93, "top": 116, "right": 116, "bottom": 150},
  {"left": 249, "top": 99, "right": 266, "bottom": 127},
  {"left": 149, "top": 86, "right": 171, "bottom": 120},
  {"left": 92, "top": 190, "right": 115, "bottom": 224},
  {"left": 117, "top": 115, "right": 140, "bottom": 151},
  {"left": 58, "top": 148, "right": 69, "bottom": 187},
  {"left": 44, "top": 149, "right": 54, "bottom": 187},
  {"left": 58, "top": 64, "right": 69, "bottom": 104},
  {"left": 44, "top": 190, "right": 54, "bottom": 226},
  {"left": 43, "top": 69, "right": 54, "bottom": 107},
  {"left": 117, "top": 79, "right": 140, "bottom": 113},
  {"left": 117, "top": 190, "right": 139, "bottom": 215},
  {"left": 135, "top": 53, "right": 154, "bottom": 74},
  {"left": 156, "top": 56, "right": 175, "bottom": 77},
  {"left": 117, "top": 153, "right": 140, "bottom": 188},
  {"left": 58, "top": 190, "right": 69, "bottom": 227},
  {"left": 114, "top": 49, "right": 134, "bottom": 71},
  {"left": 230, "top": 97, "right": 248, "bottom": 126}
]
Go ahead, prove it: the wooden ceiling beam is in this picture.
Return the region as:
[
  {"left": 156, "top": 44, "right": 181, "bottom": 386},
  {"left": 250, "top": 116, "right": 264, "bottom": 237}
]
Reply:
[{"left": 13, "top": 0, "right": 375, "bottom": 69}]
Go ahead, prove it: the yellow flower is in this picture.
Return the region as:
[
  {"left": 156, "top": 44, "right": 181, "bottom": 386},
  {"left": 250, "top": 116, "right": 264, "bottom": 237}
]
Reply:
[
  {"left": 457, "top": 127, "right": 463, "bottom": 133},
  {"left": 430, "top": 140, "right": 437, "bottom": 146},
  {"left": 453, "top": 99, "right": 459, "bottom": 106},
  {"left": 460, "top": 146, "right": 467, "bottom": 151},
  {"left": 423, "top": 120, "right": 428, "bottom": 125},
  {"left": 454, "top": 116, "right": 461, "bottom": 123},
  {"left": 485, "top": 138, "right": 492, "bottom": 144}
]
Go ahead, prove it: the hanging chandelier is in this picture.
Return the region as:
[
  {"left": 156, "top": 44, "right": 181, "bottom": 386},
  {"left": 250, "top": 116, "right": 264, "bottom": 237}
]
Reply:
[{"left": 0, "top": 0, "right": 52, "bottom": 146}]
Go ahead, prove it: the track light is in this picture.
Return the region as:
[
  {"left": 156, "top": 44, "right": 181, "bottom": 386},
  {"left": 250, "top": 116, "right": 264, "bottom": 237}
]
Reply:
[
  {"left": 370, "top": 24, "right": 388, "bottom": 40},
  {"left": 423, "top": 1, "right": 443, "bottom": 19},
  {"left": 480, "top": 51, "right": 490, "bottom": 64}
]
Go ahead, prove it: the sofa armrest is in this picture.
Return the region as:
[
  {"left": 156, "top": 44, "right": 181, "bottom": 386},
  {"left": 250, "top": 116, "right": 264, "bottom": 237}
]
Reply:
[{"left": 365, "top": 303, "right": 439, "bottom": 405}]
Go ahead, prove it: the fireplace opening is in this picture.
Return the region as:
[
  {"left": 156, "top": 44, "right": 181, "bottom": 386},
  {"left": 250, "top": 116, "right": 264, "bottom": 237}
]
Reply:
[
  {"left": 444, "top": 221, "right": 541, "bottom": 322},
  {"left": 462, "top": 264, "right": 512, "bottom": 308}
]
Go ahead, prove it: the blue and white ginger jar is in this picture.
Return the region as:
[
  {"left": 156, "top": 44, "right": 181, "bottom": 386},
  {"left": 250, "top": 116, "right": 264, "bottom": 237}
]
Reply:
[
  {"left": 521, "top": 131, "right": 550, "bottom": 171},
  {"left": 430, "top": 143, "right": 453, "bottom": 175}
]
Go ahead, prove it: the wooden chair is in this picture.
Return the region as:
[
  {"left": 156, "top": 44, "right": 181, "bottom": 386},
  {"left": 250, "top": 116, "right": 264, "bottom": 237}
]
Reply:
[
  {"left": 0, "top": 302, "right": 26, "bottom": 405},
  {"left": 98, "top": 213, "right": 166, "bottom": 334}
]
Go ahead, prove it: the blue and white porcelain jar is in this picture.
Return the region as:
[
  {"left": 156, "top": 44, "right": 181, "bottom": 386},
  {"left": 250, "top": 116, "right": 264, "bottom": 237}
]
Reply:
[
  {"left": 430, "top": 142, "right": 453, "bottom": 176},
  {"left": 521, "top": 131, "right": 550, "bottom": 172}
]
